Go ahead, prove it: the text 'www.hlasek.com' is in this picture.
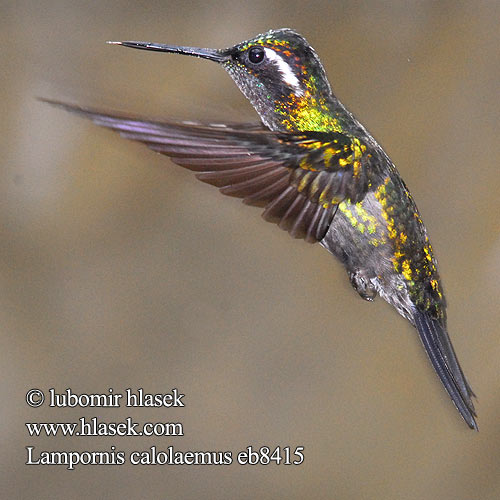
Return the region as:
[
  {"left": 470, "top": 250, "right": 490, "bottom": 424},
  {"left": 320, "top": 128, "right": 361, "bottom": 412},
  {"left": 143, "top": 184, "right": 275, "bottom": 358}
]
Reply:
[{"left": 25, "top": 388, "right": 304, "bottom": 469}]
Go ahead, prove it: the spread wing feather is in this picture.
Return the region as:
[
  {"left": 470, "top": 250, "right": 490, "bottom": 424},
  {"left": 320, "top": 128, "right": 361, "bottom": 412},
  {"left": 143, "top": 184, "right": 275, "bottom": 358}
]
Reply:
[{"left": 43, "top": 99, "right": 382, "bottom": 242}]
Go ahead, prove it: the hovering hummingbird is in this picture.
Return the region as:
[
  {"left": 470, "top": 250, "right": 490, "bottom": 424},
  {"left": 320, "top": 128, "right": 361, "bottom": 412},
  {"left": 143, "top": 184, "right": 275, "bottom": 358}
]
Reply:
[{"left": 43, "top": 28, "right": 477, "bottom": 429}]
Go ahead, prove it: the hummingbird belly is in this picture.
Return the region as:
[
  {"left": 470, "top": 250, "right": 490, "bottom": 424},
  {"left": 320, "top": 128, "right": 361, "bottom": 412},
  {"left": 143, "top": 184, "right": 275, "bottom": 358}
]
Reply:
[{"left": 320, "top": 192, "right": 415, "bottom": 321}]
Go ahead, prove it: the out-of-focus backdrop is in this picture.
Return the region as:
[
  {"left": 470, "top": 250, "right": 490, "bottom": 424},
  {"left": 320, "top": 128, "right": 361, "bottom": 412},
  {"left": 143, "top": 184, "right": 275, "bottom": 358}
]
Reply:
[{"left": 2, "top": 1, "right": 499, "bottom": 499}]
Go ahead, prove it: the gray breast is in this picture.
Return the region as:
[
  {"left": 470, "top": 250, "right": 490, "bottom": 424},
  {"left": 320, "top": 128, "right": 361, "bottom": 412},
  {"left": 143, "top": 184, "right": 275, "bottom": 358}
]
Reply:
[
  {"left": 320, "top": 193, "right": 390, "bottom": 274},
  {"left": 320, "top": 193, "right": 414, "bottom": 321}
]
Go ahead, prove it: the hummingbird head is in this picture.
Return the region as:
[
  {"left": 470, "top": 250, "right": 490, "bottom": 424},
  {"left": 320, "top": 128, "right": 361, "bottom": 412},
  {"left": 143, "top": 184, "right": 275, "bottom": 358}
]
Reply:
[{"left": 110, "top": 29, "right": 342, "bottom": 133}]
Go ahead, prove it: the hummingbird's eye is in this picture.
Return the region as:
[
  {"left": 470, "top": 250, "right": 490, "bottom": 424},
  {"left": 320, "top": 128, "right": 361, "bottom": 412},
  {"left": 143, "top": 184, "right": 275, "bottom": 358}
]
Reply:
[{"left": 248, "top": 47, "right": 265, "bottom": 64}]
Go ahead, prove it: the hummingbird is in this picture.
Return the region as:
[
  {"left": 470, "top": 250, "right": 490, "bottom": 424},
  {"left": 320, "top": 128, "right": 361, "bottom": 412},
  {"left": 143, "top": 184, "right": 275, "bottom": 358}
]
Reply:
[{"left": 43, "top": 28, "right": 477, "bottom": 429}]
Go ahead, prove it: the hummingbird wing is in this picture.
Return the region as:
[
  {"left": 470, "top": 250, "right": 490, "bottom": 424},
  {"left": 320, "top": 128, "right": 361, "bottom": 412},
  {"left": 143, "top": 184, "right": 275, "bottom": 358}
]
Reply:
[{"left": 44, "top": 100, "right": 382, "bottom": 243}]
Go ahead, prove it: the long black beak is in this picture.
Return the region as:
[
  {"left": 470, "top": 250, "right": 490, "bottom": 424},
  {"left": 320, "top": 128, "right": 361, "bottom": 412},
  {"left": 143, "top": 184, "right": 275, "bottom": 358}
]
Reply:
[{"left": 107, "top": 40, "right": 228, "bottom": 62}]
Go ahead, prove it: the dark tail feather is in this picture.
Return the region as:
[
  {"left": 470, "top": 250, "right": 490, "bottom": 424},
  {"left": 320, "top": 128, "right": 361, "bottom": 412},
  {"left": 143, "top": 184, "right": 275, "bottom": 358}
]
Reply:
[{"left": 413, "top": 309, "right": 477, "bottom": 430}]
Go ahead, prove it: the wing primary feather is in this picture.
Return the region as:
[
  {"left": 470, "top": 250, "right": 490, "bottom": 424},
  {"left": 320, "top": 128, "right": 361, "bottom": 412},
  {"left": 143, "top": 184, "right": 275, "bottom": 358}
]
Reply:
[
  {"left": 196, "top": 163, "right": 279, "bottom": 187},
  {"left": 156, "top": 153, "right": 263, "bottom": 168},
  {"left": 243, "top": 174, "right": 290, "bottom": 207},
  {"left": 279, "top": 194, "right": 307, "bottom": 231},
  {"left": 262, "top": 186, "right": 297, "bottom": 223},
  {"left": 306, "top": 204, "right": 325, "bottom": 242},
  {"left": 290, "top": 199, "right": 316, "bottom": 240},
  {"left": 219, "top": 168, "right": 288, "bottom": 197},
  {"left": 120, "top": 135, "right": 250, "bottom": 154}
]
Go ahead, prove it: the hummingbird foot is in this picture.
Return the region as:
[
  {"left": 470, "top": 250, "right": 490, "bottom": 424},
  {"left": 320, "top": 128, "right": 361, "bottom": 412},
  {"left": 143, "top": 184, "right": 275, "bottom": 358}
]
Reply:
[{"left": 349, "top": 269, "right": 377, "bottom": 301}]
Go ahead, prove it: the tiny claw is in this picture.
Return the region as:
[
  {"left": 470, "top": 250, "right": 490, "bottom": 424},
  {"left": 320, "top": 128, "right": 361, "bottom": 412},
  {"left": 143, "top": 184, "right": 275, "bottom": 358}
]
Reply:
[{"left": 349, "top": 269, "right": 377, "bottom": 301}]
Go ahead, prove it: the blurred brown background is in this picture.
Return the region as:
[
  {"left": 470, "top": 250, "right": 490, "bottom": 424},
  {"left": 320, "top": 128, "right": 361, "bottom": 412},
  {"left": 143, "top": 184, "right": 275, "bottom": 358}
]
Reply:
[{"left": 2, "top": 1, "right": 499, "bottom": 499}]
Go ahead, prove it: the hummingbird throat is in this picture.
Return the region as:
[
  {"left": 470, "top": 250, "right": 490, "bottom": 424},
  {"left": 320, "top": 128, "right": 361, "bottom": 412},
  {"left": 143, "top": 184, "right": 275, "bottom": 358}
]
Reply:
[{"left": 274, "top": 87, "right": 344, "bottom": 133}]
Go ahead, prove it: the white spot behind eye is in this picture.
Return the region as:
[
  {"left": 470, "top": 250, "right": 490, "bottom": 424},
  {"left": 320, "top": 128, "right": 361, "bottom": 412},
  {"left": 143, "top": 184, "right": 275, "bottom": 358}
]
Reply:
[{"left": 263, "top": 48, "right": 304, "bottom": 96}]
